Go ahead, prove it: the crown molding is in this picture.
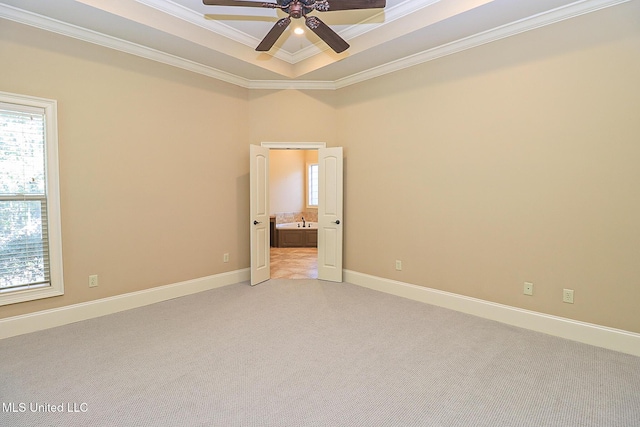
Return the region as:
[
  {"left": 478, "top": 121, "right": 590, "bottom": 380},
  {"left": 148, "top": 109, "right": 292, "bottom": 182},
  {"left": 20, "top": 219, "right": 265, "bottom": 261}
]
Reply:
[
  {"left": 0, "top": 3, "right": 251, "bottom": 88},
  {"left": 0, "top": 0, "right": 631, "bottom": 91},
  {"left": 334, "top": 0, "right": 632, "bottom": 89},
  {"left": 139, "top": 0, "right": 441, "bottom": 65},
  {"left": 289, "top": 0, "right": 441, "bottom": 64},
  {"left": 339, "top": 0, "right": 441, "bottom": 41},
  {"left": 135, "top": 0, "right": 295, "bottom": 64},
  {"left": 247, "top": 79, "right": 336, "bottom": 90}
]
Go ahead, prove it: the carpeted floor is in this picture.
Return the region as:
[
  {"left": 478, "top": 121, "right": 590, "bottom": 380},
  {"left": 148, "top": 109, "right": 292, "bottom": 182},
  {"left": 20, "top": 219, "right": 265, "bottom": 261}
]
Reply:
[{"left": 1, "top": 279, "right": 639, "bottom": 426}]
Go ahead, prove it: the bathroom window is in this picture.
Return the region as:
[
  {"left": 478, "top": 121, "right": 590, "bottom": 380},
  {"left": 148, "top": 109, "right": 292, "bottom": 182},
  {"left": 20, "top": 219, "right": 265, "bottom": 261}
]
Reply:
[
  {"left": 307, "top": 163, "right": 318, "bottom": 207},
  {"left": 0, "top": 92, "right": 64, "bottom": 306}
]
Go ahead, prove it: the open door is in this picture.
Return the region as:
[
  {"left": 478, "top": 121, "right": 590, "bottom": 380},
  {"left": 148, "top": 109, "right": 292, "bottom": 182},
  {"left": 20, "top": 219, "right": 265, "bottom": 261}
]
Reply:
[
  {"left": 250, "top": 145, "right": 270, "bottom": 286},
  {"left": 317, "top": 147, "right": 343, "bottom": 282}
]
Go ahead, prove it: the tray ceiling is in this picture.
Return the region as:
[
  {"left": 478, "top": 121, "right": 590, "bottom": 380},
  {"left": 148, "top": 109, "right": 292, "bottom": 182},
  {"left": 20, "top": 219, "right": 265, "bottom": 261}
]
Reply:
[{"left": 0, "top": 0, "right": 630, "bottom": 89}]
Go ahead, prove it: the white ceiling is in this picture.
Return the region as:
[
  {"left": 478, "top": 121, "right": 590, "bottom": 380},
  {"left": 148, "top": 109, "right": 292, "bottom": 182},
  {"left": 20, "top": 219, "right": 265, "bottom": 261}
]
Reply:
[{"left": 0, "top": 0, "right": 630, "bottom": 89}]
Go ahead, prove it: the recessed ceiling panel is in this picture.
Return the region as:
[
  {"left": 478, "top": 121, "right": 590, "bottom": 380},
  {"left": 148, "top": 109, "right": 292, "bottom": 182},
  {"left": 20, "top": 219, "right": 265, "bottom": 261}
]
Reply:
[{"left": 0, "top": 0, "right": 630, "bottom": 87}]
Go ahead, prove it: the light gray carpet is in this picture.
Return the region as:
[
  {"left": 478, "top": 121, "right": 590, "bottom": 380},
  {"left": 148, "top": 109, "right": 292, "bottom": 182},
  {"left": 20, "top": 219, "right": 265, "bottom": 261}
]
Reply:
[{"left": 1, "top": 279, "right": 639, "bottom": 426}]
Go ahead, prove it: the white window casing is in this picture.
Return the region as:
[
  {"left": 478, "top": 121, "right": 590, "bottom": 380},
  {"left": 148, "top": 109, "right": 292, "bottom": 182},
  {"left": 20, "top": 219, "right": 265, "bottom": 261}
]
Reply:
[
  {"left": 0, "top": 91, "right": 64, "bottom": 306},
  {"left": 308, "top": 162, "right": 318, "bottom": 208}
]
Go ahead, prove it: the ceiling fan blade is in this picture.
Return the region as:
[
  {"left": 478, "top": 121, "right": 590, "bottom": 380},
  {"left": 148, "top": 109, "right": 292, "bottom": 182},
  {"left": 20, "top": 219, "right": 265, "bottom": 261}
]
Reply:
[
  {"left": 256, "top": 17, "right": 291, "bottom": 51},
  {"left": 317, "top": 0, "right": 386, "bottom": 11},
  {"left": 305, "top": 16, "right": 349, "bottom": 53},
  {"left": 203, "top": 0, "right": 279, "bottom": 8}
]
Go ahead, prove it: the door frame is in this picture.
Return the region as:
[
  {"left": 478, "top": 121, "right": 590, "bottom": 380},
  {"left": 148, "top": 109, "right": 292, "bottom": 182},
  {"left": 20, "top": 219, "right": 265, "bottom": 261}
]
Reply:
[
  {"left": 261, "top": 142, "right": 326, "bottom": 150},
  {"left": 258, "top": 141, "right": 329, "bottom": 282}
]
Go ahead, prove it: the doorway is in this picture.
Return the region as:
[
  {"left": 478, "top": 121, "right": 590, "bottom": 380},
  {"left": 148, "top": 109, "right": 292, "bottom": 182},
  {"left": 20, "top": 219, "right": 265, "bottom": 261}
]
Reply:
[
  {"left": 269, "top": 148, "right": 318, "bottom": 279},
  {"left": 250, "top": 143, "right": 343, "bottom": 285},
  {"left": 270, "top": 248, "right": 318, "bottom": 279}
]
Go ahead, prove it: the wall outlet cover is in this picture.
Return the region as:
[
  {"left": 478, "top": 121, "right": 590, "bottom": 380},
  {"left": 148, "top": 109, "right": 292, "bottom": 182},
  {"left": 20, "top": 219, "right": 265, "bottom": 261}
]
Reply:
[
  {"left": 563, "top": 289, "right": 574, "bottom": 304},
  {"left": 89, "top": 275, "right": 98, "bottom": 288},
  {"left": 524, "top": 282, "right": 534, "bottom": 296}
]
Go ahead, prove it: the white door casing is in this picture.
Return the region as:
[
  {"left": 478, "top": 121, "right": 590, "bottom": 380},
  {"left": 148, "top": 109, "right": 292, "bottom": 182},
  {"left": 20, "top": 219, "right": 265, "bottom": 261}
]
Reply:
[
  {"left": 317, "top": 147, "right": 343, "bottom": 282},
  {"left": 250, "top": 143, "right": 343, "bottom": 284},
  {"left": 250, "top": 145, "right": 270, "bottom": 286}
]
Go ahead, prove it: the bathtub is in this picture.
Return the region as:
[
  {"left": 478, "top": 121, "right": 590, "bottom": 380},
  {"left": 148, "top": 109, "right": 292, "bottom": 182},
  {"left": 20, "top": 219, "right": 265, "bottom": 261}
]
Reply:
[
  {"left": 275, "top": 223, "right": 318, "bottom": 247},
  {"left": 276, "top": 222, "right": 318, "bottom": 230}
]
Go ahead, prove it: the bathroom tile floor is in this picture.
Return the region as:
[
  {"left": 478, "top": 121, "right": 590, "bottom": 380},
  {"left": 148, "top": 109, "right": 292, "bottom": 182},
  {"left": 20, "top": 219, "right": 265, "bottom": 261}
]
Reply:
[{"left": 270, "top": 247, "right": 318, "bottom": 279}]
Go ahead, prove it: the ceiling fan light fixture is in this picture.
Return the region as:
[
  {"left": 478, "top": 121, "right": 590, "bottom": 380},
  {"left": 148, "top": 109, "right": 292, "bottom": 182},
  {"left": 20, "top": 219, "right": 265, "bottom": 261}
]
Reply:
[{"left": 202, "top": 0, "right": 386, "bottom": 53}]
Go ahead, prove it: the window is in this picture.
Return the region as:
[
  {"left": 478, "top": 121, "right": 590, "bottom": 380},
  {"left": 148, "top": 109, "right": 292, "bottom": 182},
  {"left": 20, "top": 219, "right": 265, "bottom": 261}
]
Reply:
[
  {"left": 307, "top": 163, "right": 318, "bottom": 207},
  {"left": 0, "top": 92, "right": 63, "bottom": 306}
]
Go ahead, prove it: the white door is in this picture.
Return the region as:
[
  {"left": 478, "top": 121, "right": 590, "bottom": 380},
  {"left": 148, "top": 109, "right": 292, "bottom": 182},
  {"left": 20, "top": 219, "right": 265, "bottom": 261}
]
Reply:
[
  {"left": 250, "top": 145, "right": 270, "bottom": 286},
  {"left": 317, "top": 147, "right": 343, "bottom": 282}
]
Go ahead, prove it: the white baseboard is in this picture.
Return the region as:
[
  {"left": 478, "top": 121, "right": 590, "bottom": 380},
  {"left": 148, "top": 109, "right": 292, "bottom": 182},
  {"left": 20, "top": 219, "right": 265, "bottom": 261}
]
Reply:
[
  {"left": 0, "top": 268, "right": 250, "bottom": 340},
  {"left": 344, "top": 270, "right": 640, "bottom": 357},
  {"left": 4, "top": 268, "right": 638, "bottom": 357}
]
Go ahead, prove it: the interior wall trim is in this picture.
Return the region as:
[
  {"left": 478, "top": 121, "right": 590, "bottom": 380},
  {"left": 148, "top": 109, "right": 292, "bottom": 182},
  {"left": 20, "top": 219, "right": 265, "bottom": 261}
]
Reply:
[
  {"left": 3, "top": 270, "right": 638, "bottom": 356},
  {"left": 0, "top": 3, "right": 252, "bottom": 89},
  {"left": 0, "top": 269, "right": 250, "bottom": 341},
  {"left": 0, "top": 0, "right": 630, "bottom": 90},
  {"left": 344, "top": 270, "right": 640, "bottom": 357},
  {"left": 261, "top": 142, "right": 326, "bottom": 149},
  {"left": 333, "top": 0, "right": 632, "bottom": 89}
]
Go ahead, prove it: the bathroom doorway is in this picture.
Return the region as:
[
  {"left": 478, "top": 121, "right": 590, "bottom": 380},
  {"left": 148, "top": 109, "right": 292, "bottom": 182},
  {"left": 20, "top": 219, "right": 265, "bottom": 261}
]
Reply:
[
  {"left": 250, "top": 143, "right": 343, "bottom": 285},
  {"left": 270, "top": 247, "right": 317, "bottom": 279},
  {"left": 269, "top": 148, "right": 318, "bottom": 279}
]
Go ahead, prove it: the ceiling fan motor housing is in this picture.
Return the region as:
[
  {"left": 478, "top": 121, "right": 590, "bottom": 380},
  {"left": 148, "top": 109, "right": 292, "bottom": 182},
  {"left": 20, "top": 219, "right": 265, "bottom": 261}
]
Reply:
[
  {"left": 282, "top": 1, "right": 317, "bottom": 18},
  {"left": 288, "top": 3, "right": 303, "bottom": 18}
]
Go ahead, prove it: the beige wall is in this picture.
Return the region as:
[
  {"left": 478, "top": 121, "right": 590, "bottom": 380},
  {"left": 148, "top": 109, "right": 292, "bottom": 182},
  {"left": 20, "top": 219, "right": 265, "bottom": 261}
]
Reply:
[
  {"left": 336, "top": 2, "right": 640, "bottom": 332},
  {"left": 248, "top": 89, "right": 338, "bottom": 145},
  {"left": 2, "top": 1, "right": 639, "bottom": 334},
  {"left": 269, "top": 149, "right": 306, "bottom": 215},
  {"left": 0, "top": 20, "right": 250, "bottom": 318},
  {"left": 269, "top": 149, "right": 320, "bottom": 215},
  {"left": 269, "top": 150, "right": 318, "bottom": 215},
  {"left": 248, "top": 89, "right": 334, "bottom": 219}
]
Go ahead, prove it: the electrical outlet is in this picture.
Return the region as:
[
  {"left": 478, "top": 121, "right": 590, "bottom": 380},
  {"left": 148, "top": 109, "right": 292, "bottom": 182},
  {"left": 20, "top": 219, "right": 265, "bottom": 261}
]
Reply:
[
  {"left": 563, "top": 288, "right": 574, "bottom": 304},
  {"left": 223, "top": 253, "right": 229, "bottom": 263},
  {"left": 524, "top": 282, "right": 534, "bottom": 296},
  {"left": 89, "top": 275, "right": 98, "bottom": 288},
  {"left": 395, "top": 260, "right": 402, "bottom": 271}
]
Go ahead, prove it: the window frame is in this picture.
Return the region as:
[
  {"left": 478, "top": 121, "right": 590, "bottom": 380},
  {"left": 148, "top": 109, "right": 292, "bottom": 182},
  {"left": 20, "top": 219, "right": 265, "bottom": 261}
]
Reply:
[
  {"left": 307, "top": 162, "right": 319, "bottom": 208},
  {"left": 0, "top": 91, "right": 64, "bottom": 306}
]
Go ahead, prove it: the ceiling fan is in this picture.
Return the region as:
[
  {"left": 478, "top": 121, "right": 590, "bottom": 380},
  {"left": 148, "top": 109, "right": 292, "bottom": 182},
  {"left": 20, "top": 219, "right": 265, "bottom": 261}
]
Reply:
[{"left": 202, "top": 0, "right": 386, "bottom": 53}]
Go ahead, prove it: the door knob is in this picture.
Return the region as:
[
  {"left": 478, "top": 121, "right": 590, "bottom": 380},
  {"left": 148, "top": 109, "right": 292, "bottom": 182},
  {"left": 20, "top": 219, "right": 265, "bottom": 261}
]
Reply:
[
  {"left": 253, "top": 220, "right": 261, "bottom": 225},
  {"left": 333, "top": 220, "right": 341, "bottom": 225}
]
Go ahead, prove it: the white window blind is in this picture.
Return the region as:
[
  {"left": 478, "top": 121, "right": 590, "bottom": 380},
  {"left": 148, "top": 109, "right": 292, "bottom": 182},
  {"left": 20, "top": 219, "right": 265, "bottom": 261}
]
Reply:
[
  {"left": 0, "top": 92, "right": 63, "bottom": 305},
  {"left": 0, "top": 102, "right": 50, "bottom": 292}
]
